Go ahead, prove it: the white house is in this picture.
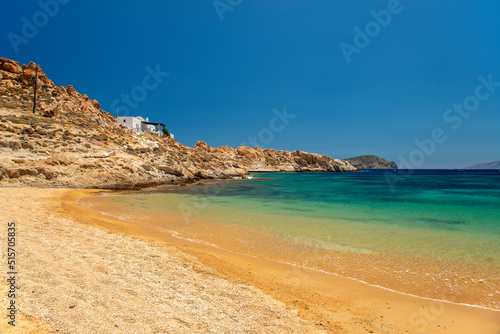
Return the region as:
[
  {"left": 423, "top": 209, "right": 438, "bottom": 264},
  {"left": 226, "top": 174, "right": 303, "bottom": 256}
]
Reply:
[
  {"left": 117, "top": 116, "right": 145, "bottom": 132},
  {"left": 117, "top": 116, "right": 173, "bottom": 138}
]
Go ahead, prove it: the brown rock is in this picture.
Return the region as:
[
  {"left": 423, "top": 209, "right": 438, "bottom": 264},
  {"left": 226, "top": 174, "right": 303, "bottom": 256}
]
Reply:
[
  {"left": 253, "top": 146, "right": 264, "bottom": 154},
  {"left": 45, "top": 155, "right": 73, "bottom": 166},
  {"left": 0, "top": 57, "right": 19, "bottom": 64},
  {"left": 214, "top": 145, "right": 235, "bottom": 155},
  {"left": 293, "top": 156, "right": 308, "bottom": 167},
  {"left": 39, "top": 102, "right": 48, "bottom": 111},
  {"left": 237, "top": 146, "right": 258, "bottom": 160},
  {"left": 19, "top": 73, "right": 32, "bottom": 86},
  {"left": 20, "top": 127, "right": 35, "bottom": 135},
  {"left": 52, "top": 86, "right": 67, "bottom": 97},
  {"left": 195, "top": 141, "right": 209, "bottom": 150},
  {"left": 35, "top": 167, "right": 57, "bottom": 180},
  {"left": 157, "top": 165, "right": 183, "bottom": 177},
  {"left": 36, "top": 102, "right": 57, "bottom": 118},
  {"left": 27, "top": 62, "right": 38, "bottom": 70},
  {"left": 19, "top": 68, "right": 41, "bottom": 86},
  {"left": 195, "top": 169, "right": 216, "bottom": 179},
  {"left": 0, "top": 57, "right": 357, "bottom": 189},
  {"left": 43, "top": 108, "right": 57, "bottom": 118},
  {"left": 0, "top": 62, "right": 21, "bottom": 74},
  {"left": 66, "top": 85, "right": 78, "bottom": 97},
  {"left": 7, "top": 168, "right": 39, "bottom": 178},
  {"left": 0, "top": 58, "right": 21, "bottom": 74}
]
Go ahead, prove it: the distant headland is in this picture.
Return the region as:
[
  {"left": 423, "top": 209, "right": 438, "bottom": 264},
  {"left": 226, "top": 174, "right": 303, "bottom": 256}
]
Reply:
[
  {"left": 344, "top": 155, "right": 398, "bottom": 169},
  {"left": 465, "top": 161, "right": 500, "bottom": 169}
]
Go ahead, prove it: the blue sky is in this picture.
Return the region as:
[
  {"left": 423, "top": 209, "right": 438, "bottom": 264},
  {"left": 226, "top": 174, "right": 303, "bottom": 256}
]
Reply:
[{"left": 2, "top": 1, "right": 499, "bottom": 168}]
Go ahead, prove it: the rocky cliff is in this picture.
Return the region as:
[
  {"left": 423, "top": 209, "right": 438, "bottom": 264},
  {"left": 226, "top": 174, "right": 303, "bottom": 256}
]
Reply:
[
  {"left": 0, "top": 57, "right": 356, "bottom": 189},
  {"left": 344, "top": 155, "right": 397, "bottom": 170}
]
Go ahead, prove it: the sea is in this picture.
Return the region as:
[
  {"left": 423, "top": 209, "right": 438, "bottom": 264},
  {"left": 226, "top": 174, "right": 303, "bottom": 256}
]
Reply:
[
  {"left": 90, "top": 169, "right": 500, "bottom": 308},
  {"left": 114, "top": 169, "right": 500, "bottom": 265}
]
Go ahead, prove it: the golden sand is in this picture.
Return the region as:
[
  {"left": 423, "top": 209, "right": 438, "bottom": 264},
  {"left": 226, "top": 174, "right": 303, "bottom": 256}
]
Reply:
[
  {"left": 81, "top": 191, "right": 500, "bottom": 310},
  {"left": 1, "top": 187, "right": 499, "bottom": 333}
]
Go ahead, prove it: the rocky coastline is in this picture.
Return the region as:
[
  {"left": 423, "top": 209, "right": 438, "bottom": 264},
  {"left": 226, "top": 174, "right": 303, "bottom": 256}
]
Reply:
[{"left": 0, "top": 57, "right": 356, "bottom": 190}]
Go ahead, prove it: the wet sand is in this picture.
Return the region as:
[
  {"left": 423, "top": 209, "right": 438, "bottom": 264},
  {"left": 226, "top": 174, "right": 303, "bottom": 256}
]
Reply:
[
  {"left": 81, "top": 190, "right": 500, "bottom": 311},
  {"left": 0, "top": 188, "right": 322, "bottom": 333},
  {"left": 1, "top": 187, "right": 499, "bottom": 333}
]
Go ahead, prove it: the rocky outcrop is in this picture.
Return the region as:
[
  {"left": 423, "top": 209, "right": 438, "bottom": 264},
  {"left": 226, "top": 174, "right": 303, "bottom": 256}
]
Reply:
[
  {"left": 0, "top": 57, "right": 356, "bottom": 189},
  {"left": 0, "top": 58, "right": 22, "bottom": 74},
  {"left": 344, "top": 155, "right": 397, "bottom": 169}
]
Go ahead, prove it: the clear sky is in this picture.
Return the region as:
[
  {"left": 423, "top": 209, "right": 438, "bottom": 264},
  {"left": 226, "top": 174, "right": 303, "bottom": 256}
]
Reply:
[{"left": 2, "top": 1, "right": 499, "bottom": 168}]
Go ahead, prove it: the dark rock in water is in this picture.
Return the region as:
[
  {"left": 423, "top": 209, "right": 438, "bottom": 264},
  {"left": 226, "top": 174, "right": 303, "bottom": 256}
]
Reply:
[
  {"left": 448, "top": 220, "right": 465, "bottom": 225},
  {"left": 425, "top": 218, "right": 465, "bottom": 225}
]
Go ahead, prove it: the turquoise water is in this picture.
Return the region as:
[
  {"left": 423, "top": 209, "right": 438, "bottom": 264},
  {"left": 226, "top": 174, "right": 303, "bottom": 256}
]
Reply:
[{"left": 115, "top": 170, "right": 500, "bottom": 265}]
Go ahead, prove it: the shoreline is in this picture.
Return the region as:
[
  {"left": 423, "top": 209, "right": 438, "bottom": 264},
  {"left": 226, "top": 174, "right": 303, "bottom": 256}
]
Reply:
[
  {"left": 1, "top": 187, "right": 499, "bottom": 333},
  {"left": 0, "top": 187, "right": 323, "bottom": 333},
  {"left": 81, "top": 186, "right": 500, "bottom": 311},
  {"left": 158, "top": 227, "right": 500, "bottom": 312},
  {"left": 72, "top": 188, "right": 500, "bottom": 332}
]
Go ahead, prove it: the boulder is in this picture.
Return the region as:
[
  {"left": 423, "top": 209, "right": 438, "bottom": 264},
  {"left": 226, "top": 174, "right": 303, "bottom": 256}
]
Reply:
[
  {"left": 92, "top": 99, "right": 101, "bottom": 109},
  {"left": 44, "top": 155, "right": 73, "bottom": 166},
  {"left": 27, "top": 62, "right": 38, "bottom": 70},
  {"left": 7, "top": 168, "right": 39, "bottom": 178},
  {"left": 0, "top": 62, "right": 21, "bottom": 74},
  {"left": 214, "top": 145, "right": 235, "bottom": 155},
  {"left": 195, "top": 141, "right": 209, "bottom": 150},
  {"left": 36, "top": 102, "right": 57, "bottom": 118},
  {"left": 253, "top": 146, "right": 264, "bottom": 154},
  {"left": 0, "top": 58, "right": 21, "bottom": 74},
  {"left": 52, "top": 86, "right": 67, "bottom": 97},
  {"left": 66, "top": 85, "right": 78, "bottom": 97},
  {"left": 157, "top": 165, "right": 184, "bottom": 177},
  {"left": 195, "top": 169, "right": 216, "bottom": 179},
  {"left": 237, "top": 146, "right": 258, "bottom": 160},
  {"left": 0, "top": 57, "right": 19, "bottom": 64}
]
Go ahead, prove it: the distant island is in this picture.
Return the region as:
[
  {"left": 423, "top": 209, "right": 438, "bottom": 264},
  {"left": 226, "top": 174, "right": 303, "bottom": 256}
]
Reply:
[
  {"left": 465, "top": 161, "right": 500, "bottom": 169},
  {"left": 345, "top": 155, "right": 397, "bottom": 169}
]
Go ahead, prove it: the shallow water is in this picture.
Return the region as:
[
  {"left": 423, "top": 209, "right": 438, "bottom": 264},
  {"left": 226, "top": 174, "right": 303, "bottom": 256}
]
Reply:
[
  {"left": 114, "top": 170, "right": 500, "bottom": 266},
  {"left": 77, "top": 170, "right": 499, "bottom": 309}
]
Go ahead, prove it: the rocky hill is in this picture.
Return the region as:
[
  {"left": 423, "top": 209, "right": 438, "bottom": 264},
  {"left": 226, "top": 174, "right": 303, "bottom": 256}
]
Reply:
[
  {"left": 344, "top": 155, "right": 397, "bottom": 169},
  {"left": 465, "top": 161, "right": 500, "bottom": 169},
  {"left": 0, "top": 57, "right": 356, "bottom": 189}
]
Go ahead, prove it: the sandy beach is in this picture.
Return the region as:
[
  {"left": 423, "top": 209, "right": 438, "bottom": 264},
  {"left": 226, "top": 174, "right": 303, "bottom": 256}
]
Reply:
[
  {"left": 0, "top": 188, "right": 323, "bottom": 333},
  {"left": 1, "top": 187, "right": 499, "bottom": 333}
]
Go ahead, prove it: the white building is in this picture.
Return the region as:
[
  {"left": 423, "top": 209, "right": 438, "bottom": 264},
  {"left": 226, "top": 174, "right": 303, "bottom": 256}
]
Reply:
[
  {"left": 117, "top": 116, "right": 145, "bottom": 132},
  {"left": 117, "top": 116, "right": 173, "bottom": 138}
]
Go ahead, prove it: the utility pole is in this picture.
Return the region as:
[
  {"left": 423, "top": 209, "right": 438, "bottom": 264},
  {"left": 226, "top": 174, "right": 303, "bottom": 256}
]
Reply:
[{"left": 32, "top": 64, "right": 39, "bottom": 114}]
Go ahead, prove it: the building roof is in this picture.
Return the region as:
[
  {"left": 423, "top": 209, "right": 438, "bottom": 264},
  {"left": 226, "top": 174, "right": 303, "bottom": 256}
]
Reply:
[
  {"left": 117, "top": 116, "right": 145, "bottom": 121},
  {"left": 142, "top": 121, "right": 166, "bottom": 127}
]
